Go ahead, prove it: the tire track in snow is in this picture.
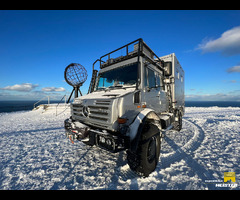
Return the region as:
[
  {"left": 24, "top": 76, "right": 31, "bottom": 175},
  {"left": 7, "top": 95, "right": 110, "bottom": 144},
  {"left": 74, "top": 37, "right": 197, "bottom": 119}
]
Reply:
[
  {"left": 181, "top": 119, "right": 205, "bottom": 153},
  {"left": 159, "top": 119, "right": 217, "bottom": 189},
  {"left": 160, "top": 118, "right": 205, "bottom": 167}
]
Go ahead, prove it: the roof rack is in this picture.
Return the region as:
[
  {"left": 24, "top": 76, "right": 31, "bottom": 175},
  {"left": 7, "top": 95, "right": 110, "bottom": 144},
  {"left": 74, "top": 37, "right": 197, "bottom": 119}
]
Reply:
[{"left": 99, "top": 38, "right": 163, "bottom": 71}]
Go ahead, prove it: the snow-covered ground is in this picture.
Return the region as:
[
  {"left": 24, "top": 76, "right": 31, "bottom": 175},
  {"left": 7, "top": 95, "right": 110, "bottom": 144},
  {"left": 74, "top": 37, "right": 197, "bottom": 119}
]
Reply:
[{"left": 0, "top": 106, "right": 239, "bottom": 190}]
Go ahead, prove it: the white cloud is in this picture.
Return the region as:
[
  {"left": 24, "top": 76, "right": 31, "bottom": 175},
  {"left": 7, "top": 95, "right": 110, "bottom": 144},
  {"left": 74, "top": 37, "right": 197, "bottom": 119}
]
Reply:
[
  {"left": 41, "top": 87, "right": 65, "bottom": 92},
  {"left": 0, "top": 84, "right": 66, "bottom": 100},
  {"left": 0, "top": 90, "right": 66, "bottom": 101},
  {"left": 227, "top": 65, "right": 240, "bottom": 73},
  {"left": 197, "top": 26, "right": 240, "bottom": 56},
  {"left": 0, "top": 83, "right": 39, "bottom": 92}
]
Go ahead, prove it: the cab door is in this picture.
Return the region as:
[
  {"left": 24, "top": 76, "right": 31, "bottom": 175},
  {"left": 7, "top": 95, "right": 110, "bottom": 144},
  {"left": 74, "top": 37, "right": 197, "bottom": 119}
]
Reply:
[
  {"left": 156, "top": 73, "right": 168, "bottom": 113},
  {"left": 143, "top": 66, "right": 161, "bottom": 114}
]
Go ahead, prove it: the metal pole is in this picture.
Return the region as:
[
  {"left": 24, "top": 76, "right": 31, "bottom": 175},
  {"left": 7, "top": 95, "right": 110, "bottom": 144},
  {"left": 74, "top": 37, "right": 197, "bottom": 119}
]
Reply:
[
  {"left": 67, "top": 88, "right": 75, "bottom": 103},
  {"left": 78, "top": 88, "right": 82, "bottom": 96},
  {"left": 74, "top": 86, "right": 79, "bottom": 98}
]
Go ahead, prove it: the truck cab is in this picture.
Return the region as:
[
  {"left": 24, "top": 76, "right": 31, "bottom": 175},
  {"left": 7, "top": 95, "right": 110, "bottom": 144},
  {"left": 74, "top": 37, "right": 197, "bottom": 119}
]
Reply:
[{"left": 64, "top": 38, "right": 184, "bottom": 176}]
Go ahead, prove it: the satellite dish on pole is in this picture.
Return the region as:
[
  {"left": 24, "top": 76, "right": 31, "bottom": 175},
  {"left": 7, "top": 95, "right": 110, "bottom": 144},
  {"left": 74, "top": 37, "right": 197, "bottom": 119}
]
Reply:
[{"left": 64, "top": 63, "right": 87, "bottom": 103}]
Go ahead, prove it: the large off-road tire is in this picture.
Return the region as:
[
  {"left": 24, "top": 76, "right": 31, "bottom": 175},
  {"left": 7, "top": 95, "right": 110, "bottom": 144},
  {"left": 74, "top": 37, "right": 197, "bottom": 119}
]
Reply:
[{"left": 127, "top": 122, "right": 161, "bottom": 177}]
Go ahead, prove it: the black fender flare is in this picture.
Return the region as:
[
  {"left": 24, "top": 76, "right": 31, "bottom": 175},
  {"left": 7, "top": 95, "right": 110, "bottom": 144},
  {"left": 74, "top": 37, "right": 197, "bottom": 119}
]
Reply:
[{"left": 128, "top": 109, "right": 162, "bottom": 153}]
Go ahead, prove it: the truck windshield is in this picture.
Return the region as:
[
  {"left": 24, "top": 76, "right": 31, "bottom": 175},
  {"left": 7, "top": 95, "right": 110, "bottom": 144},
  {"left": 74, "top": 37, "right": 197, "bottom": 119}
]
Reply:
[{"left": 95, "top": 62, "right": 138, "bottom": 91}]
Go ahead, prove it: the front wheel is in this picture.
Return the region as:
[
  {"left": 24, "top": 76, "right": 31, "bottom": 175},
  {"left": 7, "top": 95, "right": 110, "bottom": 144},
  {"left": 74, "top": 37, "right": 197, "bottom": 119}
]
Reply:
[{"left": 127, "top": 122, "right": 161, "bottom": 177}]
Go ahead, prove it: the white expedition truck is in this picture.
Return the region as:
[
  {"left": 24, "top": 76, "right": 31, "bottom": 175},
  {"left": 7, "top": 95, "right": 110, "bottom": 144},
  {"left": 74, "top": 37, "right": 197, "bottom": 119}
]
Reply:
[{"left": 64, "top": 38, "right": 184, "bottom": 176}]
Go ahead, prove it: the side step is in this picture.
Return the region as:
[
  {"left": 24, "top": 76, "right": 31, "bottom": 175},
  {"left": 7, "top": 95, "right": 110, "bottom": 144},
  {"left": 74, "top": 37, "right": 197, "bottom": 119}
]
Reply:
[{"left": 159, "top": 114, "right": 174, "bottom": 129}]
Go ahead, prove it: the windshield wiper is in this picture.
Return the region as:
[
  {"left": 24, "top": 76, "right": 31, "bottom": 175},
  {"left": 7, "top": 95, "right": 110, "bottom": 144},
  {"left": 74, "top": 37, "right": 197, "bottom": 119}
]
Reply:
[
  {"left": 104, "top": 85, "right": 126, "bottom": 91},
  {"left": 112, "top": 85, "right": 124, "bottom": 88}
]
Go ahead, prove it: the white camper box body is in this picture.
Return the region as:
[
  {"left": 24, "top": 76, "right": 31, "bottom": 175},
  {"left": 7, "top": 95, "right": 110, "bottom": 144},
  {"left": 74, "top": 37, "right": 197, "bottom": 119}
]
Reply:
[{"left": 160, "top": 53, "right": 185, "bottom": 111}]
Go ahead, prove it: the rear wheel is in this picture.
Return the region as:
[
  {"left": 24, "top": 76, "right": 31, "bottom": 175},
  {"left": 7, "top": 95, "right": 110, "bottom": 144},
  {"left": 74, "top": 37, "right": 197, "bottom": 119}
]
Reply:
[{"left": 127, "top": 122, "right": 161, "bottom": 177}]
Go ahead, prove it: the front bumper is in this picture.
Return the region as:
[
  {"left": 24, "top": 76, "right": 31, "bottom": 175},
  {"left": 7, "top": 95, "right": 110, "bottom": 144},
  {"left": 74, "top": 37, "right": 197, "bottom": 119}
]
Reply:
[{"left": 64, "top": 118, "right": 130, "bottom": 152}]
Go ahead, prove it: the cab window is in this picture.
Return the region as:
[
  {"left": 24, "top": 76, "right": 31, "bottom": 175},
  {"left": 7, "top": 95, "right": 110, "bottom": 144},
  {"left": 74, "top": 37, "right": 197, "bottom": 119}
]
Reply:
[
  {"left": 156, "top": 73, "right": 164, "bottom": 90},
  {"left": 144, "top": 67, "right": 156, "bottom": 88},
  {"left": 148, "top": 68, "right": 155, "bottom": 88}
]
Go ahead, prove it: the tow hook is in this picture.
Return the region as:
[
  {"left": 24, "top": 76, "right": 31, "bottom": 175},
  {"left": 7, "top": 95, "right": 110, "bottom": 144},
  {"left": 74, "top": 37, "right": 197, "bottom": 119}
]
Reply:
[{"left": 68, "top": 135, "right": 74, "bottom": 144}]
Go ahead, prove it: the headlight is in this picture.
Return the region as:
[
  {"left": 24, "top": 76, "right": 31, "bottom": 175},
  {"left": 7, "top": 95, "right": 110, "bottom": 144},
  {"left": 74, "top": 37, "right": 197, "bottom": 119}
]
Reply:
[
  {"left": 99, "top": 136, "right": 106, "bottom": 143},
  {"left": 106, "top": 139, "right": 112, "bottom": 145},
  {"left": 74, "top": 99, "right": 83, "bottom": 104}
]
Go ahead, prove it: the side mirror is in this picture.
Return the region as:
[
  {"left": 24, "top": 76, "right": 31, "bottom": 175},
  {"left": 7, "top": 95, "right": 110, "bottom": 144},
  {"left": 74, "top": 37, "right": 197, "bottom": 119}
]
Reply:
[{"left": 164, "top": 62, "right": 172, "bottom": 76}]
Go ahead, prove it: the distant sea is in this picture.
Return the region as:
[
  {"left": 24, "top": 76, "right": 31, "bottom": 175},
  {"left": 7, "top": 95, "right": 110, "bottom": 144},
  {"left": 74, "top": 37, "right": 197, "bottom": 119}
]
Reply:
[
  {"left": 0, "top": 100, "right": 240, "bottom": 113},
  {"left": 185, "top": 101, "right": 240, "bottom": 108},
  {"left": 0, "top": 100, "right": 66, "bottom": 113}
]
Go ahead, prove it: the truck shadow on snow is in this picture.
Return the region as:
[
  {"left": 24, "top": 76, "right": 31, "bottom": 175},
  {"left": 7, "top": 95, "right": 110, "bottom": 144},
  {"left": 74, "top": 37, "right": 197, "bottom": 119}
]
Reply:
[
  {"left": 160, "top": 135, "right": 217, "bottom": 190},
  {"left": 49, "top": 145, "right": 132, "bottom": 190}
]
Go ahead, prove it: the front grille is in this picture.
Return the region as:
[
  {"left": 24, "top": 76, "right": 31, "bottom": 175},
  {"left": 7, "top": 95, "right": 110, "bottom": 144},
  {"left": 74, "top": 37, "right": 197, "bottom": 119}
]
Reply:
[
  {"left": 72, "top": 104, "right": 84, "bottom": 117},
  {"left": 72, "top": 99, "right": 112, "bottom": 129}
]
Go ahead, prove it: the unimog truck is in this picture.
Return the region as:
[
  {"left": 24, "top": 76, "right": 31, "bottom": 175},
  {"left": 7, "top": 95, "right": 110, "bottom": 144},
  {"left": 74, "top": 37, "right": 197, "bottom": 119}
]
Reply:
[{"left": 64, "top": 38, "right": 184, "bottom": 176}]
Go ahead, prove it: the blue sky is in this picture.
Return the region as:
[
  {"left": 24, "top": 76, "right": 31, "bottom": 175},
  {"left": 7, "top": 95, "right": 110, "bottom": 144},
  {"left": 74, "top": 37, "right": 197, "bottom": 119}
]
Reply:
[{"left": 0, "top": 10, "right": 240, "bottom": 101}]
